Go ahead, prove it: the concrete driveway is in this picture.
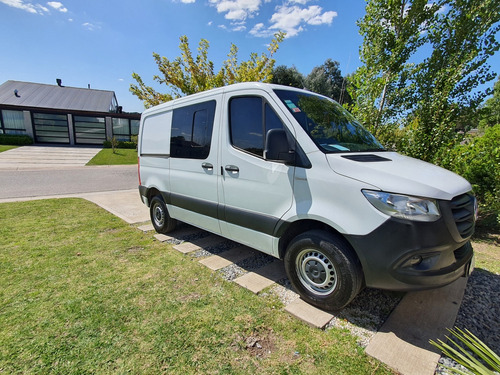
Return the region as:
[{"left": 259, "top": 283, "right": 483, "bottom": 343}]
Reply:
[{"left": 0, "top": 145, "right": 101, "bottom": 170}]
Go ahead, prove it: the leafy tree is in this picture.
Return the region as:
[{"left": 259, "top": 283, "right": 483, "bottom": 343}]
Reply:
[
  {"left": 350, "top": 0, "right": 439, "bottom": 133},
  {"left": 304, "top": 59, "right": 352, "bottom": 105},
  {"left": 130, "top": 32, "right": 285, "bottom": 108},
  {"left": 271, "top": 65, "right": 305, "bottom": 88},
  {"left": 404, "top": 0, "right": 500, "bottom": 162},
  {"left": 479, "top": 78, "right": 500, "bottom": 129}
]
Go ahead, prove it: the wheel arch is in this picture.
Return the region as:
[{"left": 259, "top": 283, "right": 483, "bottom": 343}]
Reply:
[{"left": 276, "top": 219, "right": 364, "bottom": 273}]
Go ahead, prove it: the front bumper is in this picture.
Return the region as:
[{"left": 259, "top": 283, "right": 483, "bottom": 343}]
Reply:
[{"left": 345, "top": 194, "right": 475, "bottom": 291}]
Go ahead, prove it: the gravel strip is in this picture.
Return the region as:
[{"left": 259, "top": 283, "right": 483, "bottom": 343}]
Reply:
[
  {"left": 325, "top": 288, "right": 403, "bottom": 347},
  {"left": 435, "top": 269, "right": 500, "bottom": 374},
  {"left": 191, "top": 240, "right": 239, "bottom": 258}
]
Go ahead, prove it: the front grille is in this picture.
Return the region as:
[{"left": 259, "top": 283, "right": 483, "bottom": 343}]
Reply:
[{"left": 450, "top": 193, "right": 476, "bottom": 238}]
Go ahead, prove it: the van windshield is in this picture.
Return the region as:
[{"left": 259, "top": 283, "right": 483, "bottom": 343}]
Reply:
[{"left": 274, "top": 89, "right": 384, "bottom": 153}]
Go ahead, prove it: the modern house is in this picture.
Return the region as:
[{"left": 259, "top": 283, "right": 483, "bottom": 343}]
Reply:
[{"left": 0, "top": 80, "right": 141, "bottom": 145}]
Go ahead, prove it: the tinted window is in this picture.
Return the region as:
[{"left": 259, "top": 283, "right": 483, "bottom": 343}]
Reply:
[
  {"left": 171, "top": 100, "right": 216, "bottom": 159},
  {"left": 230, "top": 97, "right": 284, "bottom": 157},
  {"left": 274, "top": 89, "right": 384, "bottom": 153}
]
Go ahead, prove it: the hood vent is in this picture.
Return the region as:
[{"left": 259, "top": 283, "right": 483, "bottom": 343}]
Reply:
[{"left": 341, "top": 154, "right": 391, "bottom": 162}]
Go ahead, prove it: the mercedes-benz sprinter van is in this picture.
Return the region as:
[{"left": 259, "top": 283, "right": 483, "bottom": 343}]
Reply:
[{"left": 138, "top": 82, "right": 476, "bottom": 310}]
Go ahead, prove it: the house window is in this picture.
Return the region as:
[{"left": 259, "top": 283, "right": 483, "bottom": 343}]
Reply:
[
  {"left": 32, "top": 112, "right": 69, "bottom": 143},
  {"left": 112, "top": 118, "right": 140, "bottom": 141},
  {"left": 1, "top": 110, "right": 26, "bottom": 135},
  {"left": 74, "top": 116, "right": 106, "bottom": 145}
]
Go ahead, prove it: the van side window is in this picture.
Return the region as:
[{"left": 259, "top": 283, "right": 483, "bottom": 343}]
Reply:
[
  {"left": 171, "top": 100, "right": 216, "bottom": 159},
  {"left": 229, "top": 97, "right": 284, "bottom": 157}
]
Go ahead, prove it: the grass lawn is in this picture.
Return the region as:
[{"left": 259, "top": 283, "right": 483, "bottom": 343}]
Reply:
[
  {"left": 0, "top": 199, "right": 392, "bottom": 374},
  {"left": 0, "top": 145, "right": 18, "bottom": 153},
  {"left": 87, "top": 148, "right": 137, "bottom": 165},
  {"left": 471, "top": 228, "right": 500, "bottom": 274}
]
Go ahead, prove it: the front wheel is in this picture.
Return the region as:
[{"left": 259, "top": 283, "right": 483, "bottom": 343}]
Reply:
[
  {"left": 150, "top": 195, "right": 177, "bottom": 234},
  {"left": 284, "top": 230, "right": 363, "bottom": 311}
]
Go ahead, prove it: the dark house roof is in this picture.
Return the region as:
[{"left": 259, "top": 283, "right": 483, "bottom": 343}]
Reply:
[{"left": 0, "top": 80, "right": 117, "bottom": 113}]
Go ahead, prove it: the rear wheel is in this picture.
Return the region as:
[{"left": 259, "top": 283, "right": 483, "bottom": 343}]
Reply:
[
  {"left": 284, "top": 230, "right": 363, "bottom": 311},
  {"left": 150, "top": 195, "right": 177, "bottom": 234}
]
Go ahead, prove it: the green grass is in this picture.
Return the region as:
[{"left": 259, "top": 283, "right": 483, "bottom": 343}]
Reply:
[
  {"left": 0, "top": 199, "right": 392, "bottom": 374},
  {"left": 0, "top": 145, "right": 18, "bottom": 153},
  {"left": 86, "top": 148, "right": 137, "bottom": 165}
]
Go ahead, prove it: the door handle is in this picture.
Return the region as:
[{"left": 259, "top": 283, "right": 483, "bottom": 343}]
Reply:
[
  {"left": 202, "top": 162, "right": 213, "bottom": 170},
  {"left": 225, "top": 165, "right": 239, "bottom": 173}
]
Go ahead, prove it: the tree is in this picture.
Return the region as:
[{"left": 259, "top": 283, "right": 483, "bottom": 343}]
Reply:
[
  {"left": 479, "top": 78, "right": 500, "bottom": 129},
  {"left": 271, "top": 65, "right": 304, "bottom": 88},
  {"left": 130, "top": 32, "right": 285, "bottom": 108},
  {"left": 352, "top": 0, "right": 500, "bottom": 162},
  {"left": 304, "top": 59, "right": 352, "bottom": 105},
  {"left": 350, "top": 0, "right": 439, "bottom": 134},
  {"left": 404, "top": 0, "right": 500, "bottom": 162}
]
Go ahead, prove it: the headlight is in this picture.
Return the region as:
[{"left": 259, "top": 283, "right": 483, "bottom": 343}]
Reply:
[{"left": 362, "top": 190, "right": 440, "bottom": 222}]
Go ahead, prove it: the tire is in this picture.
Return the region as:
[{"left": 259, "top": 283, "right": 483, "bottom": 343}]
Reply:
[
  {"left": 150, "top": 195, "right": 177, "bottom": 234},
  {"left": 284, "top": 230, "right": 363, "bottom": 311}
]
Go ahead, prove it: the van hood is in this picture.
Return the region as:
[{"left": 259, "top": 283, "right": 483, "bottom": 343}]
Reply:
[{"left": 326, "top": 152, "right": 472, "bottom": 201}]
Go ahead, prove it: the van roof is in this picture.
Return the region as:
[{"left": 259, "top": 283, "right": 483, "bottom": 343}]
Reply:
[{"left": 141, "top": 82, "right": 312, "bottom": 115}]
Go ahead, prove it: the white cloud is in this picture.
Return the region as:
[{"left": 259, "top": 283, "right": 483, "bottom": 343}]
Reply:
[
  {"left": 208, "top": 0, "right": 336, "bottom": 38},
  {"left": 249, "top": 22, "right": 272, "bottom": 37},
  {"left": 181, "top": 0, "right": 196, "bottom": 3},
  {"left": 47, "top": 1, "right": 67, "bottom": 12},
  {"left": 0, "top": 0, "right": 70, "bottom": 14},
  {"left": 82, "top": 22, "right": 100, "bottom": 31},
  {"left": 0, "top": 0, "right": 49, "bottom": 14},
  {"left": 266, "top": 4, "right": 337, "bottom": 37},
  {"left": 209, "top": 0, "right": 261, "bottom": 21}
]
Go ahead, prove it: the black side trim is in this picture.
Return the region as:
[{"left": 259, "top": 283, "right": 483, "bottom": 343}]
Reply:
[
  {"left": 170, "top": 192, "right": 218, "bottom": 219},
  {"left": 341, "top": 154, "right": 391, "bottom": 162},
  {"left": 156, "top": 191, "right": 279, "bottom": 236},
  {"left": 224, "top": 205, "right": 278, "bottom": 236},
  {"left": 139, "top": 185, "right": 148, "bottom": 197}
]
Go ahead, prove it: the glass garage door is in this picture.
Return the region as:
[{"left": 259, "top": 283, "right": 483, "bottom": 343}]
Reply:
[
  {"left": 74, "top": 116, "right": 106, "bottom": 145},
  {"left": 32, "top": 113, "right": 70, "bottom": 144}
]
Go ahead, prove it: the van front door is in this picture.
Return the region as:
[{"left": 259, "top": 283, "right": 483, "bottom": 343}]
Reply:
[
  {"left": 219, "top": 93, "right": 295, "bottom": 256},
  {"left": 168, "top": 99, "right": 221, "bottom": 234}
]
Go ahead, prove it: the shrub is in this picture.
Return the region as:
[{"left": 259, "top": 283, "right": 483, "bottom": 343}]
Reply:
[
  {"left": 103, "top": 139, "right": 137, "bottom": 149},
  {"left": 430, "top": 327, "right": 500, "bottom": 375},
  {"left": 0, "top": 134, "right": 34, "bottom": 146},
  {"left": 439, "top": 124, "right": 500, "bottom": 228}
]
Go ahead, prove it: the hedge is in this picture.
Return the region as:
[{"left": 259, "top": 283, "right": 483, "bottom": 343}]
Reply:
[
  {"left": 102, "top": 140, "right": 137, "bottom": 149},
  {"left": 0, "top": 134, "right": 34, "bottom": 145}
]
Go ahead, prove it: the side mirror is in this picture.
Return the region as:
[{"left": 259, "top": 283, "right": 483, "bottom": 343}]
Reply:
[{"left": 264, "top": 129, "right": 294, "bottom": 164}]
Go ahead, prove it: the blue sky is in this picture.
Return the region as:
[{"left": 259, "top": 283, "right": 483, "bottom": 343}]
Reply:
[{"left": 1, "top": 0, "right": 498, "bottom": 113}]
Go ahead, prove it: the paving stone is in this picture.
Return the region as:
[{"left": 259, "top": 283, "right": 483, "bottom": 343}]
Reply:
[
  {"left": 365, "top": 277, "right": 468, "bottom": 375},
  {"left": 138, "top": 224, "right": 154, "bottom": 232},
  {"left": 284, "top": 298, "right": 334, "bottom": 329},
  {"left": 198, "top": 246, "right": 256, "bottom": 270},
  {"left": 154, "top": 233, "right": 172, "bottom": 242},
  {"left": 199, "top": 256, "right": 233, "bottom": 270},
  {"left": 173, "top": 235, "right": 226, "bottom": 254},
  {"left": 173, "top": 242, "right": 201, "bottom": 254},
  {"left": 234, "top": 272, "right": 276, "bottom": 294}
]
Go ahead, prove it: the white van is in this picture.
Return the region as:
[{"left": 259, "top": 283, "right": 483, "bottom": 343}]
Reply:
[{"left": 138, "top": 82, "right": 476, "bottom": 310}]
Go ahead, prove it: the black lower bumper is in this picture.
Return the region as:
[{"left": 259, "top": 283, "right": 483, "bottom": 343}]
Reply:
[{"left": 345, "top": 215, "right": 474, "bottom": 291}]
